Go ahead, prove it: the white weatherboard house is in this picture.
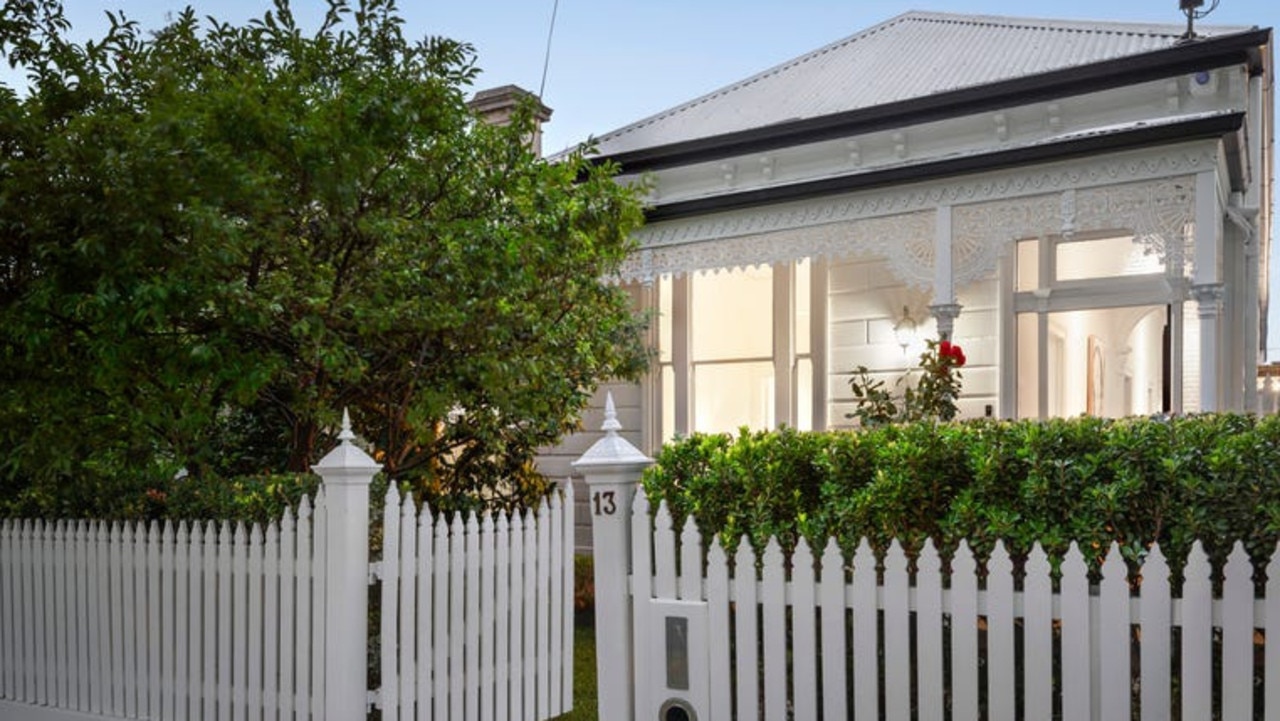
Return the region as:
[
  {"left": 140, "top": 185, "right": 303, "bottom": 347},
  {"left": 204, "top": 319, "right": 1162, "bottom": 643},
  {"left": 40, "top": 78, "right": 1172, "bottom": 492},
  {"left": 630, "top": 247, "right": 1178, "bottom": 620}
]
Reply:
[{"left": 540, "top": 11, "right": 1274, "bottom": 550}]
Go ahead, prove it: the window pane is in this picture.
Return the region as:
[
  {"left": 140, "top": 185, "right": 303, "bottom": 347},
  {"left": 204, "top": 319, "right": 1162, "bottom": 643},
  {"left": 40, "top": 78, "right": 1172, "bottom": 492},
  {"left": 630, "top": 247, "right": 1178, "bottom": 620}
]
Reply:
[
  {"left": 693, "top": 362, "right": 774, "bottom": 433},
  {"left": 1183, "top": 301, "right": 1200, "bottom": 413},
  {"left": 1056, "top": 235, "right": 1163, "bottom": 281},
  {"left": 796, "top": 259, "right": 811, "bottom": 355},
  {"left": 1126, "top": 307, "right": 1168, "bottom": 415},
  {"left": 692, "top": 266, "right": 773, "bottom": 361},
  {"left": 796, "top": 357, "right": 813, "bottom": 431},
  {"left": 1035, "top": 306, "right": 1167, "bottom": 419},
  {"left": 662, "top": 364, "right": 676, "bottom": 443},
  {"left": 659, "top": 276, "right": 673, "bottom": 363},
  {"left": 1016, "top": 239, "right": 1040, "bottom": 291},
  {"left": 1048, "top": 331, "right": 1065, "bottom": 417},
  {"left": 1016, "top": 312, "right": 1039, "bottom": 418}
]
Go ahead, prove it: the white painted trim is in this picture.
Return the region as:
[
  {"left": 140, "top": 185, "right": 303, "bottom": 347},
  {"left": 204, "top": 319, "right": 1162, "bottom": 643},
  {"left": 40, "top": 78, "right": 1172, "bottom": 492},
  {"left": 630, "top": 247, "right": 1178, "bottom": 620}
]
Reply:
[
  {"left": 811, "top": 258, "right": 829, "bottom": 430},
  {"left": 998, "top": 252, "right": 1016, "bottom": 419},
  {"left": 1242, "top": 219, "right": 1261, "bottom": 409},
  {"left": 773, "top": 263, "right": 795, "bottom": 428},
  {"left": 621, "top": 168, "right": 1208, "bottom": 294},
  {"left": 934, "top": 205, "right": 954, "bottom": 305},
  {"left": 1012, "top": 277, "right": 1185, "bottom": 313},
  {"left": 1192, "top": 166, "right": 1224, "bottom": 411},
  {"left": 631, "top": 144, "right": 1217, "bottom": 252},
  {"left": 637, "top": 282, "right": 662, "bottom": 455},
  {"left": 1172, "top": 299, "right": 1185, "bottom": 413},
  {"left": 620, "top": 75, "right": 1235, "bottom": 209},
  {"left": 1037, "top": 312, "right": 1049, "bottom": 420},
  {"left": 1194, "top": 169, "right": 1222, "bottom": 286},
  {"left": 1194, "top": 283, "right": 1226, "bottom": 412},
  {"left": 671, "top": 276, "right": 691, "bottom": 437}
]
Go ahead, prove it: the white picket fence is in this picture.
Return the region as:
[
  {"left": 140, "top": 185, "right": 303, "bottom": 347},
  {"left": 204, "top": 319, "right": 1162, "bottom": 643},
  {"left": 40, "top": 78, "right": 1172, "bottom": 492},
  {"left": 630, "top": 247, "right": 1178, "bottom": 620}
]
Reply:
[
  {"left": 0, "top": 497, "right": 328, "bottom": 721},
  {"left": 0, "top": 419, "right": 574, "bottom": 721},
  {"left": 626, "top": 485, "right": 1273, "bottom": 720},
  {"left": 375, "top": 483, "right": 574, "bottom": 721}
]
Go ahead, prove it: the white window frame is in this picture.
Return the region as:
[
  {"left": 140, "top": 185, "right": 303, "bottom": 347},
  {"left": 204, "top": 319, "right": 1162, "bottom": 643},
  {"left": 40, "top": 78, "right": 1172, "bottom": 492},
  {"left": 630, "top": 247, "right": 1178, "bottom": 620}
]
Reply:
[
  {"left": 1003, "top": 232, "right": 1187, "bottom": 419},
  {"left": 650, "top": 259, "right": 828, "bottom": 444}
]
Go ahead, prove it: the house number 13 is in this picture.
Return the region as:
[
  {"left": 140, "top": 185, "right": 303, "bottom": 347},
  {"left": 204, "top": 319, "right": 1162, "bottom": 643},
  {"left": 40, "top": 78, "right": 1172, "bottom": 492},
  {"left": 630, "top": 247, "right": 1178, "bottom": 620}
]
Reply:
[{"left": 592, "top": 491, "right": 617, "bottom": 516}]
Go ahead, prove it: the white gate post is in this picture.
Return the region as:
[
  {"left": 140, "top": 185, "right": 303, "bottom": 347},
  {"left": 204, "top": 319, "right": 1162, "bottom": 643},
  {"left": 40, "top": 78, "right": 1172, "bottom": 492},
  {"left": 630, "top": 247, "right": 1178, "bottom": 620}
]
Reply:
[
  {"left": 572, "top": 393, "right": 652, "bottom": 721},
  {"left": 312, "top": 410, "right": 382, "bottom": 721}
]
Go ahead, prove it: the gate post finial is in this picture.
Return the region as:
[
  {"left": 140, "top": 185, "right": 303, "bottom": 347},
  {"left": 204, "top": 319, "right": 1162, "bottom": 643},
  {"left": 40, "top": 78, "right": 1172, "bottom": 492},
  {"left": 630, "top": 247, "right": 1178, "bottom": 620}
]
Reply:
[
  {"left": 313, "top": 408, "right": 382, "bottom": 721},
  {"left": 573, "top": 391, "right": 652, "bottom": 721}
]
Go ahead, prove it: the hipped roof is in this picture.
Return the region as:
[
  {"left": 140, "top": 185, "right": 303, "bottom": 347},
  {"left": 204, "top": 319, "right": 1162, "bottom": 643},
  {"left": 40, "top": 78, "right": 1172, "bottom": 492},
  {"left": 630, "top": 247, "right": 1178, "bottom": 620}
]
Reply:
[{"left": 590, "top": 11, "right": 1257, "bottom": 160}]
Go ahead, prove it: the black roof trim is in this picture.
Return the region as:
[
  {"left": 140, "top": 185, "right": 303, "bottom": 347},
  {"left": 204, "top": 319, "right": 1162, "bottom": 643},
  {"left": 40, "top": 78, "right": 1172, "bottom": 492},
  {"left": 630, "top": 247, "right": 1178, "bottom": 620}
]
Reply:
[
  {"left": 600, "top": 27, "right": 1268, "bottom": 174},
  {"left": 645, "top": 112, "right": 1245, "bottom": 223}
]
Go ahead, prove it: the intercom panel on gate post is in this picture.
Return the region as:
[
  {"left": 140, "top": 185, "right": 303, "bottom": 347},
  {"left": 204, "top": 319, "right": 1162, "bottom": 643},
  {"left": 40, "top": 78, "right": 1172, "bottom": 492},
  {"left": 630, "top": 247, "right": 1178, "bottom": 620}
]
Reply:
[{"left": 647, "top": 599, "right": 710, "bottom": 721}]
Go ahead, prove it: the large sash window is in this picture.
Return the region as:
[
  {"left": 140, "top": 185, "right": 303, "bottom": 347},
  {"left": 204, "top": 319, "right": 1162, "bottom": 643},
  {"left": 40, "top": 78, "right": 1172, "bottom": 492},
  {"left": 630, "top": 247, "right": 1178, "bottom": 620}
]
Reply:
[{"left": 656, "top": 260, "right": 817, "bottom": 441}]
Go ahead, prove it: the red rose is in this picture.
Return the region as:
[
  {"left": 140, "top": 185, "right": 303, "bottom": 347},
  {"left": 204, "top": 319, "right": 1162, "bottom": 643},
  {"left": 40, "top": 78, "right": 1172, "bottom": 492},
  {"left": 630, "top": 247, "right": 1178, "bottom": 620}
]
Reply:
[{"left": 938, "top": 340, "right": 966, "bottom": 367}]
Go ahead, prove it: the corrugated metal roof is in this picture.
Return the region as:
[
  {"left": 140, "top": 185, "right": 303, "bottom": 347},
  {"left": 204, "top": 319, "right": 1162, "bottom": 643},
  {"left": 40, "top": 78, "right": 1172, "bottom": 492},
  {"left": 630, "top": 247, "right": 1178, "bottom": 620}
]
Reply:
[{"left": 590, "top": 11, "right": 1254, "bottom": 157}]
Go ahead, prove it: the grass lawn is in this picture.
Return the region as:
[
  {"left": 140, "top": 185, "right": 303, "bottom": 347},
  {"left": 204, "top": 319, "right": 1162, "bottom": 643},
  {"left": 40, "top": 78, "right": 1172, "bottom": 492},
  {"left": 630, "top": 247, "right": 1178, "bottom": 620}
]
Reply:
[{"left": 554, "top": 618, "right": 598, "bottom": 720}]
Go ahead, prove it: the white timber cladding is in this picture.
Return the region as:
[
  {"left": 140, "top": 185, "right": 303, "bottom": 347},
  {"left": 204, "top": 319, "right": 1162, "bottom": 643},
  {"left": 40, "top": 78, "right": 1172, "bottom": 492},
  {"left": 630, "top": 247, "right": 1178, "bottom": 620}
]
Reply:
[{"left": 827, "top": 258, "right": 1000, "bottom": 425}]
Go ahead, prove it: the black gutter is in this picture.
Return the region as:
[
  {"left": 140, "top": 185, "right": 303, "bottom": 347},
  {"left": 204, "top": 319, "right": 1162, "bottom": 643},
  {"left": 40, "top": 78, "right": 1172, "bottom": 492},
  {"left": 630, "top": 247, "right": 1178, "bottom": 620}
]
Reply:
[
  {"left": 646, "top": 111, "right": 1245, "bottom": 223},
  {"left": 598, "top": 27, "right": 1269, "bottom": 175}
]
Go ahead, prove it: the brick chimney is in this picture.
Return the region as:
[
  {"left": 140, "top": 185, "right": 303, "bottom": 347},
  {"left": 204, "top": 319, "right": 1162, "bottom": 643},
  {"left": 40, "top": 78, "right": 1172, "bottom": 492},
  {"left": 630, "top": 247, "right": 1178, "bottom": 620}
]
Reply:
[{"left": 468, "top": 84, "right": 553, "bottom": 156}]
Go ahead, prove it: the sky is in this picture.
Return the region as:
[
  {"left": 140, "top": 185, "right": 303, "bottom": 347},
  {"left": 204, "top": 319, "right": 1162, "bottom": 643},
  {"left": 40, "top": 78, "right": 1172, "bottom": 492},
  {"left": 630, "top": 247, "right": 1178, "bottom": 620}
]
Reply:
[{"left": 5, "top": 0, "right": 1280, "bottom": 349}]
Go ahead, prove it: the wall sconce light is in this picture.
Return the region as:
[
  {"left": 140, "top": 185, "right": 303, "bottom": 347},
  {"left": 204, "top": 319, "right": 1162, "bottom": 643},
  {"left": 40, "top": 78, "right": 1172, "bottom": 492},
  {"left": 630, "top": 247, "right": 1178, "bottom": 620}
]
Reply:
[{"left": 893, "top": 305, "right": 918, "bottom": 353}]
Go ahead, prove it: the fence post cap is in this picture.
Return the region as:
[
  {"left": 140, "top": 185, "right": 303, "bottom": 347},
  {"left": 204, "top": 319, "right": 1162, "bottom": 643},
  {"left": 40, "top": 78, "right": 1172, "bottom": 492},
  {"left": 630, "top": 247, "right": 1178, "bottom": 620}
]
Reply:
[
  {"left": 572, "top": 392, "right": 652, "bottom": 472},
  {"left": 312, "top": 408, "right": 382, "bottom": 480}
]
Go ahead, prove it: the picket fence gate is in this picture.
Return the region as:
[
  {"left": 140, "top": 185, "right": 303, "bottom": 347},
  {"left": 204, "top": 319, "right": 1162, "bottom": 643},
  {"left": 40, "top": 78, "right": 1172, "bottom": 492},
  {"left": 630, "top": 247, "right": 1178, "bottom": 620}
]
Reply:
[
  {"left": 375, "top": 483, "right": 574, "bottom": 721},
  {"left": 0, "top": 414, "right": 574, "bottom": 721},
  {"left": 575, "top": 393, "right": 1279, "bottom": 721}
]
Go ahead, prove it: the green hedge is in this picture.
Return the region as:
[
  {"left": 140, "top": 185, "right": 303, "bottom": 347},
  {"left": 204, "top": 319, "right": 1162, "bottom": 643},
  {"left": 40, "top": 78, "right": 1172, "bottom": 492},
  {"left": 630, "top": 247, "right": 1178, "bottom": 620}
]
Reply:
[
  {"left": 641, "top": 415, "right": 1280, "bottom": 571},
  {"left": 0, "top": 471, "right": 328, "bottom": 524},
  {"left": 0, "top": 466, "right": 536, "bottom": 523}
]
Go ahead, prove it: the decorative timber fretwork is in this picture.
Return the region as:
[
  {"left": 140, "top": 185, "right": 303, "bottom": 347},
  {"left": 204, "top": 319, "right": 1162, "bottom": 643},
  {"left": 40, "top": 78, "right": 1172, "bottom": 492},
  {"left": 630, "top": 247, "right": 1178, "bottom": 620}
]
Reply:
[
  {"left": 615, "top": 145, "right": 1212, "bottom": 286},
  {"left": 951, "top": 176, "right": 1196, "bottom": 287},
  {"left": 620, "top": 211, "right": 935, "bottom": 286}
]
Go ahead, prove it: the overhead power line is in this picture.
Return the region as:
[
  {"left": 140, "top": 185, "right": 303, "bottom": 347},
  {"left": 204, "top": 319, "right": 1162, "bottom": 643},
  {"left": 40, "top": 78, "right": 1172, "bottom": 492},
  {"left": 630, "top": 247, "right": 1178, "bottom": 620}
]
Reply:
[{"left": 538, "top": 0, "right": 560, "bottom": 100}]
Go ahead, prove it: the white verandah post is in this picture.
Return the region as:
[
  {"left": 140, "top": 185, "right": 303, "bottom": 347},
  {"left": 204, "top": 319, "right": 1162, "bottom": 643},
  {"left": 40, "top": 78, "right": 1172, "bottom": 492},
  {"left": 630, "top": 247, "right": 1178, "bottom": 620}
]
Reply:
[
  {"left": 930, "top": 204, "right": 963, "bottom": 341},
  {"left": 312, "top": 410, "right": 382, "bottom": 721},
  {"left": 1192, "top": 168, "right": 1224, "bottom": 412},
  {"left": 573, "top": 392, "right": 653, "bottom": 721}
]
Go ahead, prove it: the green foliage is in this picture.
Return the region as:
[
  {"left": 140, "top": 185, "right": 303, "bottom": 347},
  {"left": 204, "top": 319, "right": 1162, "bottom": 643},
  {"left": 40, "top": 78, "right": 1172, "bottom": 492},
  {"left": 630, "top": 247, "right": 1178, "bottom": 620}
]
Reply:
[
  {"left": 0, "top": 468, "right": 322, "bottom": 524},
  {"left": 642, "top": 414, "right": 1280, "bottom": 572},
  {"left": 557, "top": 622, "right": 599, "bottom": 721},
  {"left": 847, "top": 339, "right": 966, "bottom": 426},
  {"left": 645, "top": 427, "right": 829, "bottom": 552},
  {"left": 573, "top": 554, "right": 594, "bottom": 616},
  {"left": 0, "top": 0, "right": 649, "bottom": 513},
  {"left": 845, "top": 367, "right": 898, "bottom": 426}
]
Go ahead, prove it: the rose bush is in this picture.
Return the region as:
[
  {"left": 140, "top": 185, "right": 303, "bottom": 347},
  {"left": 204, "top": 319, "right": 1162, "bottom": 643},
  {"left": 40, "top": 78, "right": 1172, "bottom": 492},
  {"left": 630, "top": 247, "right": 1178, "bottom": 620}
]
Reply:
[{"left": 847, "top": 338, "right": 966, "bottom": 426}]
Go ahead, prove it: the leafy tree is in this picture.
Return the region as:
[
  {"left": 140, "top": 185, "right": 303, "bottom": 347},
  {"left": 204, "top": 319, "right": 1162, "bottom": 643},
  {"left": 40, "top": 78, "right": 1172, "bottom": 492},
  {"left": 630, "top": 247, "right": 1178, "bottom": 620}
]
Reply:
[{"left": 0, "top": 0, "right": 649, "bottom": 514}]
